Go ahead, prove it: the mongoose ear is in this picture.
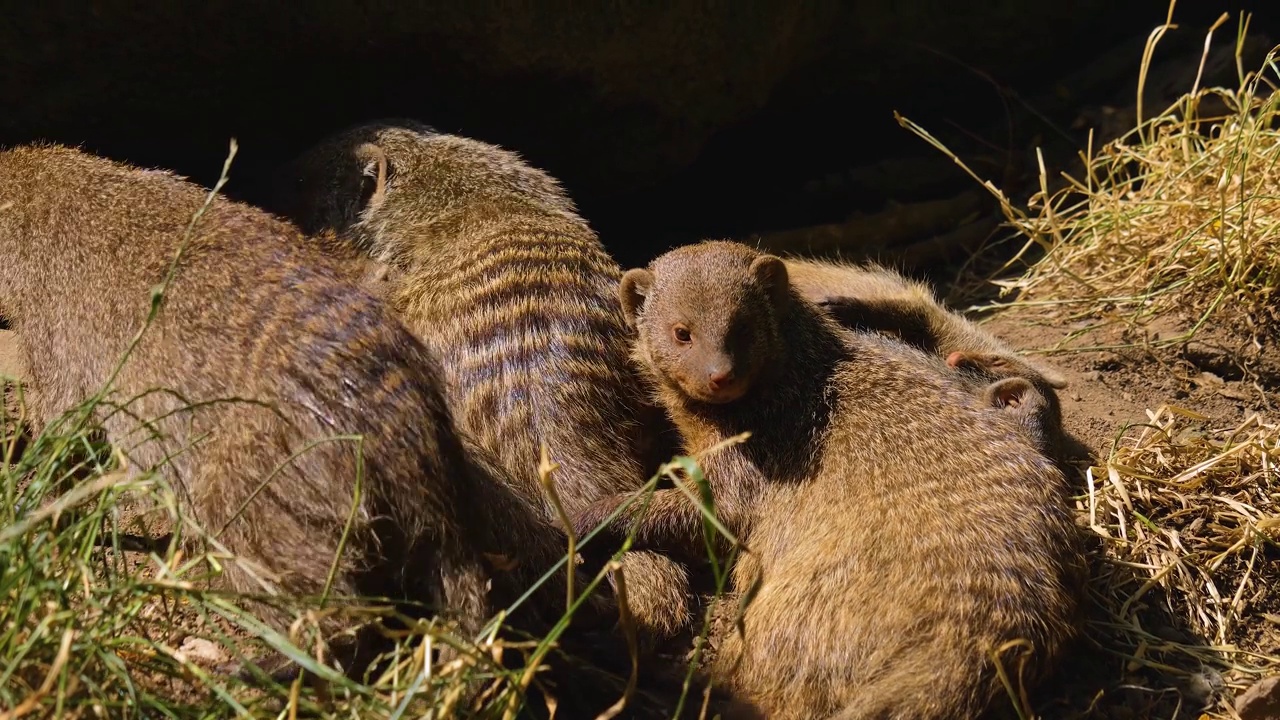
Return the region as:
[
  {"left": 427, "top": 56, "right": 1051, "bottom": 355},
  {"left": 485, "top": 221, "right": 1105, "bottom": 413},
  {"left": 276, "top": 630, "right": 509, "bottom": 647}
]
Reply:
[
  {"left": 983, "top": 376, "right": 1035, "bottom": 411},
  {"left": 619, "top": 269, "right": 654, "bottom": 326},
  {"left": 750, "top": 254, "right": 790, "bottom": 305},
  {"left": 353, "top": 143, "right": 390, "bottom": 212}
]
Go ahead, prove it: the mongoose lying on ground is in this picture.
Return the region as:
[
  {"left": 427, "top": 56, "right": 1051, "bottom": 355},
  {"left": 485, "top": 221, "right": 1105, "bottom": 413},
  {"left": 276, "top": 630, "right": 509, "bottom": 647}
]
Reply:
[
  {"left": 574, "top": 240, "right": 1086, "bottom": 719},
  {"left": 784, "top": 256, "right": 1069, "bottom": 389},
  {"left": 785, "top": 256, "right": 1071, "bottom": 460}
]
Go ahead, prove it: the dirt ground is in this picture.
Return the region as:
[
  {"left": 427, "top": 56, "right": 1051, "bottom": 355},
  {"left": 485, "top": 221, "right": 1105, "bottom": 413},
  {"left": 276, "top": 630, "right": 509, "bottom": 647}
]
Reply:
[{"left": 982, "top": 310, "right": 1275, "bottom": 460}]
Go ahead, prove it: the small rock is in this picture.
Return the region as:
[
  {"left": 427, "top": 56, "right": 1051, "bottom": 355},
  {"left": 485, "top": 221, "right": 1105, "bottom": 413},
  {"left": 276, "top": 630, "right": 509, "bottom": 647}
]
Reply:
[
  {"left": 1121, "top": 392, "right": 1134, "bottom": 402},
  {"left": 1236, "top": 675, "right": 1280, "bottom": 720},
  {"left": 1186, "top": 340, "right": 1232, "bottom": 364},
  {"left": 1092, "top": 352, "right": 1124, "bottom": 371},
  {"left": 1197, "top": 371, "right": 1226, "bottom": 387},
  {"left": 176, "top": 636, "right": 225, "bottom": 665},
  {"left": 1070, "top": 392, "right": 1083, "bottom": 402},
  {"left": 1083, "top": 371, "right": 1102, "bottom": 382},
  {"left": 1182, "top": 668, "right": 1223, "bottom": 705}
]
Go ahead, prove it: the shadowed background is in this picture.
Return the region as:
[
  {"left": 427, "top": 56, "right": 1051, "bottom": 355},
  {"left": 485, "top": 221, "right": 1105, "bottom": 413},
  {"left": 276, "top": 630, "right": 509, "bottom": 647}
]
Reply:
[{"left": 0, "top": 1, "right": 1271, "bottom": 270}]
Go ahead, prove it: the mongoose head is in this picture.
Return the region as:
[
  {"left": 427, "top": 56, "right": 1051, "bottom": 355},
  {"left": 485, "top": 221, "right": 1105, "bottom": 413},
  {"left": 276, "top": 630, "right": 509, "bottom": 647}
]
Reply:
[
  {"left": 621, "top": 241, "right": 789, "bottom": 405},
  {"left": 273, "top": 140, "right": 393, "bottom": 238},
  {"left": 269, "top": 119, "right": 442, "bottom": 240},
  {"left": 974, "top": 370, "right": 1065, "bottom": 458},
  {"left": 269, "top": 119, "right": 585, "bottom": 266}
]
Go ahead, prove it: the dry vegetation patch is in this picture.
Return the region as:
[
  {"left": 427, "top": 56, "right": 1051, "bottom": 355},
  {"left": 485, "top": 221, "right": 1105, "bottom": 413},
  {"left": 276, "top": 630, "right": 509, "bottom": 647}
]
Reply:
[
  {"left": 1081, "top": 406, "right": 1280, "bottom": 718},
  {"left": 1014, "top": 68, "right": 1280, "bottom": 353},
  {"left": 901, "top": 11, "right": 1280, "bottom": 718},
  {"left": 1013, "top": 29, "right": 1278, "bottom": 361}
]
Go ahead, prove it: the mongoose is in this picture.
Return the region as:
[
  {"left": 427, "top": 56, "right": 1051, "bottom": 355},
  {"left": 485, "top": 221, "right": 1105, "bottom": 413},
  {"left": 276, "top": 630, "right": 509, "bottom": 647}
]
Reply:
[
  {"left": 573, "top": 241, "right": 1085, "bottom": 720},
  {"left": 268, "top": 120, "right": 694, "bottom": 642},
  {"left": 959, "top": 358, "right": 1067, "bottom": 461},
  {"left": 782, "top": 258, "right": 1071, "bottom": 461},
  {"left": 0, "top": 144, "right": 589, "bottom": 678},
  {"left": 783, "top": 256, "right": 1069, "bottom": 390}
]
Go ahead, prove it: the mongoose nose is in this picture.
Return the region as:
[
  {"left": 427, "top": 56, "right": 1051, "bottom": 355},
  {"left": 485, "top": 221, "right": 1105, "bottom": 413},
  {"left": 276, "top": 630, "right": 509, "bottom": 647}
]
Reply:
[{"left": 707, "top": 367, "right": 735, "bottom": 391}]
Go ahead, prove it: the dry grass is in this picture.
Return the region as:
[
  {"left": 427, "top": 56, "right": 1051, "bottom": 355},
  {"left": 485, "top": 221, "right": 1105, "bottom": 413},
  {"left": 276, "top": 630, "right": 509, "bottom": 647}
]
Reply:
[
  {"left": 898, "top": 5, "right": 1280, "bottom": 717},
  {"left": 1079, "top": 406, "right": 1280, "bottom": 718},
  {"left": 903, "top": 11, "right": 1280, "bottom": 354},
  {"left": 1016, "top": 59, "right": 1280, "bottom": 348}
]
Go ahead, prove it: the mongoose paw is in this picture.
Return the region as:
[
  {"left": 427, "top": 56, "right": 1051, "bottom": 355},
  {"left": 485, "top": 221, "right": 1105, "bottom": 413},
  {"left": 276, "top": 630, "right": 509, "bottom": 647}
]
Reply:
[{"left": 571, "top": 497, "right": 634, "bottom": 572}]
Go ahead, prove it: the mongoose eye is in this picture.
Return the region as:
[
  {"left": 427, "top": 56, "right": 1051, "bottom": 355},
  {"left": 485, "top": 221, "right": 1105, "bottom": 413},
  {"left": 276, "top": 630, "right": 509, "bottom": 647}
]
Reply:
[{"left": 673, "top": 325, "right": 692, "bottom": 344}]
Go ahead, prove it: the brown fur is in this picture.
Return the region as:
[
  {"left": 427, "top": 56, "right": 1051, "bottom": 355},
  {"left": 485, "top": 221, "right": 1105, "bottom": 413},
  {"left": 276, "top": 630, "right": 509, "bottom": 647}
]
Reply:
[
  {"left": 575, "top": 241, "right": 1086, "bottom": 720},
  {"left": 960, "top": 359, "right": 1066, "bottom": 461},
  {"left": 784, "top": 257, "right": 1070, "bottom": 463},
  {"left": 0, "top": 144, "right": 591, "bottom": 678},
  {"left": 784, "top": 257, "right": 1069, "bottom": 389},
  {"left": 268, "top": 120, "right": 694, "bottom": 642},
  {"left": 309, "top": 227, "right": 396, "bottom": 299}
]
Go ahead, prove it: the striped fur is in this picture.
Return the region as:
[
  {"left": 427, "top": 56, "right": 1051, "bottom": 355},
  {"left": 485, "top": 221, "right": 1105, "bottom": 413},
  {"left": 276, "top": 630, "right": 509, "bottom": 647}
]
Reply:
[
  {"left": 0, "top": 144, "right": 516, "bottom": 658},
  {"left": 271, "top": 121, "right": 694, "bottom": 641},
  {"left": 783, "top": 256, "right": 1070, "bottom": 390}
]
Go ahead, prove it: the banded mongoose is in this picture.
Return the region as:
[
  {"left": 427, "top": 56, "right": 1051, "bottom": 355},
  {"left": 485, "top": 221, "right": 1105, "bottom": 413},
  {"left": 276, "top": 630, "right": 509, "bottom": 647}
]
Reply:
[
  {"left": 0, "top": 143, "right": 585, "bottom": 677},
  {"left": 785, "top": 256, "right": 1071, "bottom": 461},
  {"left": 268, "top": 120, "right": 695, "bottom": 641},
  {"left": 784, "top": 256, "right": 1069, "bottom": 389},
  {"left": 573, "top": 240, "right": 1086, "bottom": 720}
]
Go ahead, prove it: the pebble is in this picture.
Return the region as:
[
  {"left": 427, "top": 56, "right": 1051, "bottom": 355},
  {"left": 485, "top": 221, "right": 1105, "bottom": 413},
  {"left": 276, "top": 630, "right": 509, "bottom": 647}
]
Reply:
[
  {"left": 1237, "top": 675, "right": 1280, "bottom": 720},
  {"left": 175, "top": 636, "right": 225, "bottom": 665}
]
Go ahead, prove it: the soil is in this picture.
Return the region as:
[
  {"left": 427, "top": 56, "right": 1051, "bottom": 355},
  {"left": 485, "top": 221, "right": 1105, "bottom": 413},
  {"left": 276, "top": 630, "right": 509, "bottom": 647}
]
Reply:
[{"left": 980, "top": 310, "right": 1277, "bottom": 462}]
